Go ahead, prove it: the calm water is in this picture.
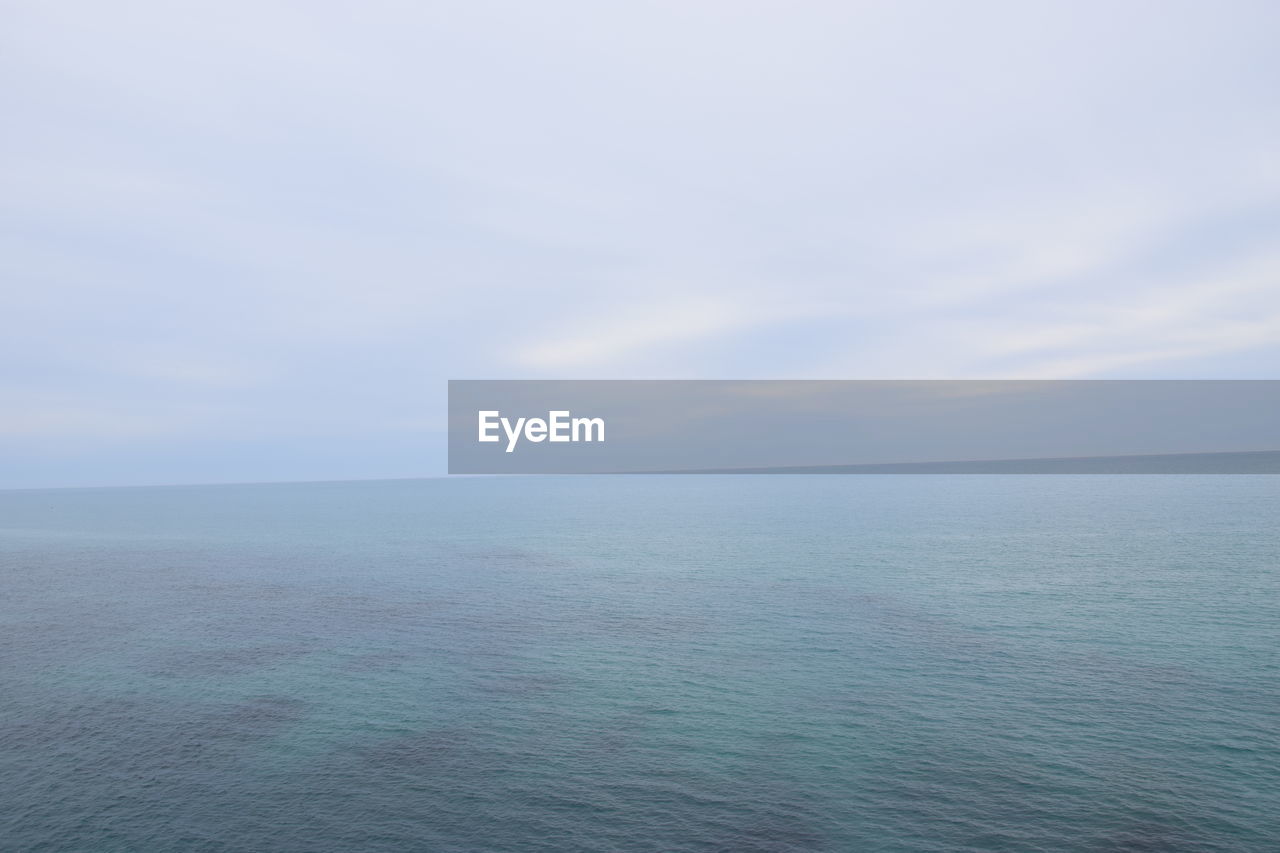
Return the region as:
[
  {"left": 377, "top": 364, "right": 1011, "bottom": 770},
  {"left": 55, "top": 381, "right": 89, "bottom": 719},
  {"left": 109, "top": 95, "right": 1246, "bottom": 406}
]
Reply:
[{"left": 1, "top": 476, "right": 1278, "bottom": 852}]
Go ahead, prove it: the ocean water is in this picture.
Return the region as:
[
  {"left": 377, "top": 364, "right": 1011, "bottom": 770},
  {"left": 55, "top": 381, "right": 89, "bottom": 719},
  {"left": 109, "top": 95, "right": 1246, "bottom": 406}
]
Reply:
[{"left": 1, "top": 476, "right": 1277, "bottom": 852}]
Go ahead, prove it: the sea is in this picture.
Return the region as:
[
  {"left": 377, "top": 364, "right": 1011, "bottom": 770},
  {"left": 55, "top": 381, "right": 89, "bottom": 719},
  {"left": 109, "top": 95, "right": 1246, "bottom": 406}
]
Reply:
[{"left": 1, "top": 476, "right": 1277, "bottom": 852}]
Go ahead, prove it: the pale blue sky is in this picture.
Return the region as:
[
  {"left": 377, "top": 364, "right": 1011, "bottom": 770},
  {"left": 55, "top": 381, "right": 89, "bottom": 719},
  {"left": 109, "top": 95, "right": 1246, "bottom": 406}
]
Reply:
[{"left": 3, "top": 1, "right": 1279, "bottom": 487}]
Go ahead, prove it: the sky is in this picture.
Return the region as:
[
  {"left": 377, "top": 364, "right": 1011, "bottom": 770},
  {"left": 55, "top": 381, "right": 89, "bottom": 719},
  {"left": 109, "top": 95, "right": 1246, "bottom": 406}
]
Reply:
[{"left": 3, "top": 1, "right": 1279, "bottom": 488}]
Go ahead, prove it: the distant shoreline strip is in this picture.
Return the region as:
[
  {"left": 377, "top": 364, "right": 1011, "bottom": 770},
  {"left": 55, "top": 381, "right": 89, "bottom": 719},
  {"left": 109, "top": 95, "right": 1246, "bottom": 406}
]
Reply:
[{"left": 633, "top": 450, "right": 1280, "bottom": 474}]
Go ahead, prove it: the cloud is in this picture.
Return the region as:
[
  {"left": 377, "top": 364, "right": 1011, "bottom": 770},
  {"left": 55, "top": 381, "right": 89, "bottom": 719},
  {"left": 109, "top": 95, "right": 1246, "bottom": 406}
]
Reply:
[{"left": 2, "top": 0, "right": 1279, "bottom": 484}]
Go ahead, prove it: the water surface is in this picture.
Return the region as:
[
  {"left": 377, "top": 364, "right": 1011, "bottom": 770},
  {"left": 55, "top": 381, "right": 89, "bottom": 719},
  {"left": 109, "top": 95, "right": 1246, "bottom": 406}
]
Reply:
[{"left": 1, "top": 476, "right": 1277, "bottom": 851}]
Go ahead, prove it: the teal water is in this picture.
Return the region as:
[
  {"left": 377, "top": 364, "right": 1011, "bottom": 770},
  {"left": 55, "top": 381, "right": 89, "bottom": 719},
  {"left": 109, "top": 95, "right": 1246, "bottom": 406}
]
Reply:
[{"left": 1, "top": 476, "right": 1277, "bottom": 851}]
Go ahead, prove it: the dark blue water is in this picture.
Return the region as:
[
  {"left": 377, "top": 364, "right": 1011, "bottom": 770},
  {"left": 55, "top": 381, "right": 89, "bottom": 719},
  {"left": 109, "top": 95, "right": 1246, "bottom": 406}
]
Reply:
[{"left": 2, "top": 476, "right": 1278, "bottom": 851}]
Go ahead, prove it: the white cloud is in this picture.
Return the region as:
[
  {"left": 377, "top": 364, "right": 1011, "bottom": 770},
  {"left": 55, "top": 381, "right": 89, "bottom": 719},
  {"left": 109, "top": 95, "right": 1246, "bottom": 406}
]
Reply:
[
  {"left": 2, "top": 0, "right": 1278, "bottom": 481},
  {"left": 514, "top": 292, "right": 776, "bottom": 372}
]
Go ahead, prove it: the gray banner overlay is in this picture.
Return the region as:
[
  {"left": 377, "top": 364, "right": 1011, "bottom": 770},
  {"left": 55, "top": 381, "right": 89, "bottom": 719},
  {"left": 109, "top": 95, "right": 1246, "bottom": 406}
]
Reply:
[{"left": 448, "top": 381, "right": 1280, "bottom": 474}]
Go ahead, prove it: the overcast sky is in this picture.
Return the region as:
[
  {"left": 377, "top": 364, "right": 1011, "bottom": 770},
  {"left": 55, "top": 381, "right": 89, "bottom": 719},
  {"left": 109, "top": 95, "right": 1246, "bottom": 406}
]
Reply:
[{"left": 3, "top": 1, "right": 1279, "bottom": 487}]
